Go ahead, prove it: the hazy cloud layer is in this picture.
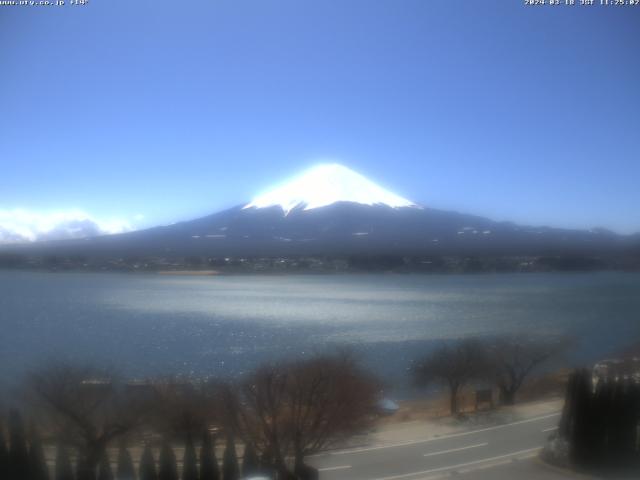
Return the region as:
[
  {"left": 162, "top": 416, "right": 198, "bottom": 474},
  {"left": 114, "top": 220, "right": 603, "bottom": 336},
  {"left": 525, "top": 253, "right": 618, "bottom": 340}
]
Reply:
[{"left": 0, "top": 209, "right": 132, "bottom": 244}]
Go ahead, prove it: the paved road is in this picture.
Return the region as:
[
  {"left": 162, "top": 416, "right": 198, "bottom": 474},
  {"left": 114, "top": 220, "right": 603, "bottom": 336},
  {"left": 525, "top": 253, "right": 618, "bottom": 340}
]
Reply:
[{"left": 308, "top": 412, "right": 569, "bottom": 480}]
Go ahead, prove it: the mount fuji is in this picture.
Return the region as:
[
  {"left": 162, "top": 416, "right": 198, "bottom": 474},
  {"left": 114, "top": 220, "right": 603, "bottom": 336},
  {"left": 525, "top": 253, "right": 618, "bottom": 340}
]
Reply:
[
  {"left": 2, "top": 164, "right": 638, "bottom": 264},
  {"left": 243, "top": 163, "right": 419, "bottom": 214}
]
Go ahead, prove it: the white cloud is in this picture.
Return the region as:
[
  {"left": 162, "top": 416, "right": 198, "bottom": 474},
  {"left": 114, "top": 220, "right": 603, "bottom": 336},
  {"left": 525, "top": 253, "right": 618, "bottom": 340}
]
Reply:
[{"left": 0, "top": 209, "right": 133, "bottom": 244}]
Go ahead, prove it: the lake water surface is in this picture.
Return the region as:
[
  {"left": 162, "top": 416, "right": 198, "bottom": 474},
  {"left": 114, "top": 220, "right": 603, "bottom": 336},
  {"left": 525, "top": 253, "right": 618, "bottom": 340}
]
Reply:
[{"left": 1, "top": 271, "right": 639, "bottom": 393}]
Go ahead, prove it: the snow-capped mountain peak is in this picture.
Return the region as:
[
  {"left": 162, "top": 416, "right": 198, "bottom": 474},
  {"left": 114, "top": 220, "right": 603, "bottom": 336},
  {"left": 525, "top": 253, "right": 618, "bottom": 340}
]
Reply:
[{"left": 243, "top": 163, "right": 419, "bottom": 215}]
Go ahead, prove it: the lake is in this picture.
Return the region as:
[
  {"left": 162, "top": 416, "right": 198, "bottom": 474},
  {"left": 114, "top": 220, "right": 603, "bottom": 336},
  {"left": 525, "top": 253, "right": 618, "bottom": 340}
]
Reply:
[{"left": 1, "top": 271, "right": 639, "bottom": 394}]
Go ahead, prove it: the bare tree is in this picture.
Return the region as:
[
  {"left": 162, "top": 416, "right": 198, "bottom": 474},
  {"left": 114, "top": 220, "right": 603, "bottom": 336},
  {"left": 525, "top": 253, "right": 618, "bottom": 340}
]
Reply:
[
  {"left": 413, "top": 339, "right": 488, "bottom": 415},
  {"left": 238, "top": 353, "right": 379, "bottom": 476},
  {"left": 286, "top": 354, "right": 378, "bottom": 466},
  {"left": 238, "top": 364, "right": 289, "bottom": 474},
  {"left": 146, "top": 377, "right": 216, "bottom": 438},
  {"left": 27, "top": 364, "right": 152, "bottom": 475},
  {"left": 487, "top": 336, "right": 569, "bottom": 405}
]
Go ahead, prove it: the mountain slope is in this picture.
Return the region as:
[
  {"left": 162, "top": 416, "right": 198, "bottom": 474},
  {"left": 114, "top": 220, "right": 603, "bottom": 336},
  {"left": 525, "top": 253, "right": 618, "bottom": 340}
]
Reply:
[
  {"left": 1, "top": 164, "right": 638, "bottom": 260},
  {"left": 6, "top": 202, "right": 635, "bottom": 259}
]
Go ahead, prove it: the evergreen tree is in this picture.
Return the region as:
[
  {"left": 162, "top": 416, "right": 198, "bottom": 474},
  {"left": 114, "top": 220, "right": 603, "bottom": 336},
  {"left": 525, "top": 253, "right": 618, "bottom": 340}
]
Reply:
[
  {"left": 294, "top": 461, "right": 319, "bottom": 480},
  {"left": 97, "top": 451, "right": 114, "bottom": 480},
  {"left": 568, "top": 369, "right": 593, "bottom": 466},
  {"left": 616, "top": 381, "right": 637, "bottom": 466},
  {"left": 601, "top": 380, "right": 616, "bottom": 464},
  {"left": 198, "top": 432, "right": 218, "bottom": 480},
  {"left": 28, "top": 427, "right": 50, "bottom": 480},
  {"left": 631, "top": 382, "right": 640, "bottom": 468},
  {"left": 558, "top": 372, "right": 577, "bottom": 439},
  {"left": 76, "top": 453, "right": 94, "bottom": 480},
  {"left": 0, "top": 422, "right": 9, "bottom": 480},
  {"left": 158, "top": 442, "right": 177, "bottom": 480},
  {"left": 241, "top": 443, "right": 259, "bottom": 478},
  {"left": 138, "top": 445, "right": 157, "bottom": 480},
  {"left": 54, "top": 444, "right": 73, "bottom": 480},
  {"left": 116, "top": 445, "right": 136, "bottom": 480},
  {"left": 607, "top": 379, "right": 640, "bottom": 469},
  {"left": 561, "top": 368, "right": 640, "bottom": 471},
  {"left": 221, "top": 436, "right": 239, "bottom": 480},
  {"left": 8, "top": 410, "right": 30, "bottom": 480},
  {"left": 181, "top": 434, "right": 197, "bottom": 480},
  {"left": 607, "top": 381, "right": 628, "bottom": 466},
  {"left": 258, "top": 448, "right": 275, "bottom": 479},
  {"left": 589, "top": 380, "right": 610, "bottom": 465}
]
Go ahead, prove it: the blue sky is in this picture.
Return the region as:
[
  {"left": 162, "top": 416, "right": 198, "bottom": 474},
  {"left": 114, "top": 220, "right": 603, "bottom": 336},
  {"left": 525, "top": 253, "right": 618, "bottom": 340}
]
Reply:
[{"left": 1, "top": 0, "right": 639, "bottom": 235}]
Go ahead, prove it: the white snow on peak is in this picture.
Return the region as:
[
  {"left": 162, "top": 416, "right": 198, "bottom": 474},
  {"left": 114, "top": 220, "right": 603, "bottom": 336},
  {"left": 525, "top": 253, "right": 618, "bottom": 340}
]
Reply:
[{"left": 243, "top": 164, "right": 419, "bottom": 215}]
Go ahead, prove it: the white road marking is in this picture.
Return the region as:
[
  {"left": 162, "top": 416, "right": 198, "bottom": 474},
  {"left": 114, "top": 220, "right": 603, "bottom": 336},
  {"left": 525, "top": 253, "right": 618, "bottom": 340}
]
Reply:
[
  {"left": 325, "top": 412, "right": 560, "bottom": 456},
  {"left": 414, "top": 457, "right": 535, "bottom": 480},
  {"left": 423, "top": 442, "right": 487, "bottom": 457},
  {"left": 542, "top": 426, "right": 558, "bottom": 432},
  {"left": 372, "top": 446, "right": 542, "bottom": 480},
  {"left": 453, "top": 451, "right": 541, "bottom": 476},
  {"left": 317, "top": 465, "right": 351, "bottom": 472}
]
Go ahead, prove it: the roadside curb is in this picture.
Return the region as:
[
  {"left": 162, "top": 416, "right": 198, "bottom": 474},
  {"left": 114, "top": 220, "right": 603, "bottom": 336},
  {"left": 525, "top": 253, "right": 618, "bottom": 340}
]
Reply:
[{"left": 535, "top": 454, "right": 601, "bottom": 479}]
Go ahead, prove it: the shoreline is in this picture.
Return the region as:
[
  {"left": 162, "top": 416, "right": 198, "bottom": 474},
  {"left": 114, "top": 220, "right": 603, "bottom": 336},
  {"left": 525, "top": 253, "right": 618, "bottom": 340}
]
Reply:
[
  {"left": 1, "top": 267, "right": 639, "bottom": 277},
  {"left": 156, "top": 269, "right": 221, "bottom": 276}
]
